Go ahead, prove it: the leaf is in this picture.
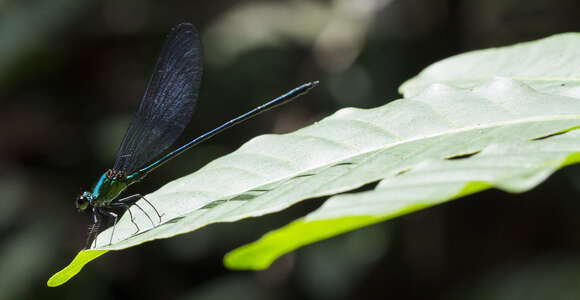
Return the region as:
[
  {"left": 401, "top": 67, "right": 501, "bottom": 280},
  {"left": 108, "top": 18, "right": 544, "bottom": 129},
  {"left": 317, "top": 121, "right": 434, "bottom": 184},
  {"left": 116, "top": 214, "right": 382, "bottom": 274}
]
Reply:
[
  {"left": 49, "top": 32, "right": 580, "bottom": 286},
  {"left": 224, "top": 33, "right": 580, "bottom": 269}
]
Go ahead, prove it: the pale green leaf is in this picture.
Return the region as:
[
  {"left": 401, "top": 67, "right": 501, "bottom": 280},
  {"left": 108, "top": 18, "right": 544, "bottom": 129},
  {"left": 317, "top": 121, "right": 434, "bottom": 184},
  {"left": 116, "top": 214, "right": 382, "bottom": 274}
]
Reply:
[
  {"left": 225, "top": 33, "right": 580, "bottom": 269},
  {"left": 49, "top": 32, "right": 580, "bottom": 286}
]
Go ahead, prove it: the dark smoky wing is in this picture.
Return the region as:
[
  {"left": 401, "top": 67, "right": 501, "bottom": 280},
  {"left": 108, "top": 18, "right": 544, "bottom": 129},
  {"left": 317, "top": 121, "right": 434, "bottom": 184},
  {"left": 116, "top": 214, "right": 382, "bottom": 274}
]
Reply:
[{"left": 113, "top": 23, "right": 203, "bottom": 173}]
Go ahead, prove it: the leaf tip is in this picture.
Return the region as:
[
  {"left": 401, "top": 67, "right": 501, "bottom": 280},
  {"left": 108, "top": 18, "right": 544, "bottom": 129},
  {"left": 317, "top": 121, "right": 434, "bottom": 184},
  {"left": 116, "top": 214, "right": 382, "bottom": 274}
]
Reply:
[{"left": 46, "top": 250, "right": 109, "bottom": 287}]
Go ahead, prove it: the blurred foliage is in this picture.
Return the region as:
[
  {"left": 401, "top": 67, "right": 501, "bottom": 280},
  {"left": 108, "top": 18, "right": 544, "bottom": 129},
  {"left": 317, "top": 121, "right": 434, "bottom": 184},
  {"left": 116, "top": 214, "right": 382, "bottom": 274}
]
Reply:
[{"left": 1, "top": 0, "right": 580, "bottom": 299}]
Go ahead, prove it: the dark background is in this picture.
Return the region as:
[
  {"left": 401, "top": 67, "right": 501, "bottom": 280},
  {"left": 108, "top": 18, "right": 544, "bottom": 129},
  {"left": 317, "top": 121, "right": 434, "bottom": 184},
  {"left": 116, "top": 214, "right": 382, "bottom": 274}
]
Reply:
[{"left": 2, "top": 0, "right": 580, "bottom": 299}]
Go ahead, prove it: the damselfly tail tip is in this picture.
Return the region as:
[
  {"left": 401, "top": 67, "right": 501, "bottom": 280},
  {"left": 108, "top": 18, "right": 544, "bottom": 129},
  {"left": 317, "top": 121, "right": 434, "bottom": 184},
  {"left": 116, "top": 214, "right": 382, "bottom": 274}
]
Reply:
[{"left": 303, "top": 80, "right": 320, "bottom": 92}]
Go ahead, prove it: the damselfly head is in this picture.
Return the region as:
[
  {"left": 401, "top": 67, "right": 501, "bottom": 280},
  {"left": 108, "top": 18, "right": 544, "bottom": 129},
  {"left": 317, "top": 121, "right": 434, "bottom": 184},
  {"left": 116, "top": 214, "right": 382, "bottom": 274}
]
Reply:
[{"left": 76, "top": 191, "right": 92, "bottom": 212}]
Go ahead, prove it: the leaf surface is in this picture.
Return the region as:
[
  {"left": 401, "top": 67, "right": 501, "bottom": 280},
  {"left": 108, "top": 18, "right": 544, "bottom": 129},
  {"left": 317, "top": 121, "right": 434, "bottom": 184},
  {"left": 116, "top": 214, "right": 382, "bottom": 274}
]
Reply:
[
  {"left": 399, "top": 33, "right": 580, "bottom": 98},
  {"left": 49, "top": 32, "right": 580, "bottom": 286}
]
